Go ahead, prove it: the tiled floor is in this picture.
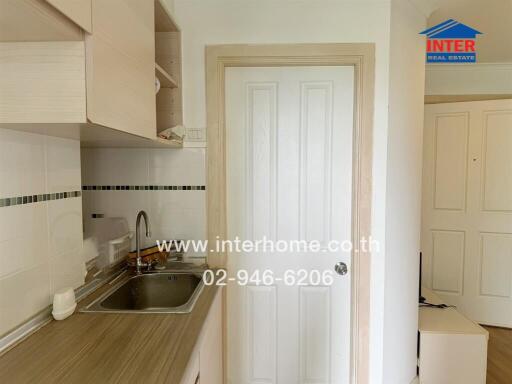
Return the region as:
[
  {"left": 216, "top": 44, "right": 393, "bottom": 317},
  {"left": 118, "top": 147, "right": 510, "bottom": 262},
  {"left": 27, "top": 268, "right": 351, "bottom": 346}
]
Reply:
[{"left": 484, "top": 326, "right": 512, "bottom": 384}]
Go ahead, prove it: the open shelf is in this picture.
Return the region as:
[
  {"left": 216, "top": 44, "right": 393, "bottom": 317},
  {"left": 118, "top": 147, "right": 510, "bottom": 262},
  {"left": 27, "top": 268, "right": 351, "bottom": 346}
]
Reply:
[
  {"left": 154, "top": 0, "right": 179, "bottom": 32},
  {"left": 155, "top": 63, "right": 178, "bottom": 88},
  {"left": 154, "top": 0, "right": 183, "bottom": 138}
]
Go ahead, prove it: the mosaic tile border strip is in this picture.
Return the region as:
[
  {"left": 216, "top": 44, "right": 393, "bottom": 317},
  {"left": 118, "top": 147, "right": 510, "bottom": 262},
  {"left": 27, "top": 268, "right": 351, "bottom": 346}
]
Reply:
[
  {"left": 0, "top": 191, "right": 82, "bottom": 208},
  {"left": 82, "top": 185, "right": 206, "bottom": 191}
]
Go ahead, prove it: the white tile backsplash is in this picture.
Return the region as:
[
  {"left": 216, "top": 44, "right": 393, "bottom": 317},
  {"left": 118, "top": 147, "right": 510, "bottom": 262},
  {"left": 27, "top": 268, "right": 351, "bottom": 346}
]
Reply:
[
  {"left": 47, "top": 198, "right": 83, "bottom": 256},
  {"left": 0, "top": 129, "right": 45, "bottom": 198},
  {"left": 149, "top": 148, "right": 205, "bottom": 185},
  {"left": 81, "top": 148, "right": 150, "bottom": 186},
  {"left": 0, "top": 263, "right": 51, "bottom": 335},
  {"left": 82, "top": 148, "right": 207, "bottom": 257},
  {"left": 46, "top": 136, "right": 81, "bottom": 193},
  {"left": 107, "top": 191, "right": 150, "bottom": 232},
  {"left": 49, "top": 248, "right": 84, "bottom": 296},
  {"left": 0, "top": 128, "right": 84, "bottom": 337},
  {"left": 19, "top": 203, "right": 50, "bottom": 271}
]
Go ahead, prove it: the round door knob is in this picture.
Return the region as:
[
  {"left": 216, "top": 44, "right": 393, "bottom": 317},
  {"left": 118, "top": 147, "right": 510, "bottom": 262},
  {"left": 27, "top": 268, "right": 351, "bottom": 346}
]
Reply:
[{"left": 334, "top": 262, "right": 348, "bottom": 275}]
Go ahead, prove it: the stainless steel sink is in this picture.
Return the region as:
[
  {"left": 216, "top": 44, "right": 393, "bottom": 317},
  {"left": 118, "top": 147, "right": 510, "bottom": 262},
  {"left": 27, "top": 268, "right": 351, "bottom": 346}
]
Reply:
[{"left": 81, "top": 272, "right": 204, "bottom": 314}]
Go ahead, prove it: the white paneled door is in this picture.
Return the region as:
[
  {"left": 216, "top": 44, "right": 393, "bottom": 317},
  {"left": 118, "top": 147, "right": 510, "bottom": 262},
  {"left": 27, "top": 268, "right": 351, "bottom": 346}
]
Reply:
[
  {"left": 422, "top": 99, "right": 512, "bottom": 327},
  {"left": 225, "top": 66, "right": 354, "bottom": 384}
]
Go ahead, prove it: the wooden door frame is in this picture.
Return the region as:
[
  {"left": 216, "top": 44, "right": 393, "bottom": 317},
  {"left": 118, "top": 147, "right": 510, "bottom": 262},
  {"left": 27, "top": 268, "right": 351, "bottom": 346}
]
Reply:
[{"left": 206, "top": 43, "right": 375, "bottom": 384}]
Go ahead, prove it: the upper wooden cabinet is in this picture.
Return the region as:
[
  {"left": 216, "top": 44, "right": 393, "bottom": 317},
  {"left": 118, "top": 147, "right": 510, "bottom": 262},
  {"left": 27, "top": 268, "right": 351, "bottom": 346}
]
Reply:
[
  {"left": 85, "top": 0, "right": 156, "bottom": 139},
  {"left": 0, "top": 0, "right": 182, "bottom": 147},
  {"left": 0, "top": 0, "right": 83, "bottom": 41},
  {"left": 46, "top": 0, "right": 92, "bottom": 33},
  {"left": 0, "top": 41, "right": 87, "bottom": 124}
]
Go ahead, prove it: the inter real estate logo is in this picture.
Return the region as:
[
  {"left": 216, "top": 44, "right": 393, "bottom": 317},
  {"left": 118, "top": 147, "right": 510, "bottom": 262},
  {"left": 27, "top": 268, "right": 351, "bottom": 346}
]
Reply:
[{"left": 420, "top": 19, "right": 482, "bottom": 63}]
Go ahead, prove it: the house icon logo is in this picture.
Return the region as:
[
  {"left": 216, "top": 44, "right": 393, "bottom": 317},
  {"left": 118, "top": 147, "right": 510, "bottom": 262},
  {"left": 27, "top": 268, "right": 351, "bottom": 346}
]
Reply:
[{"left": 420, "top": 19, "right": 482, "bottom": 63}]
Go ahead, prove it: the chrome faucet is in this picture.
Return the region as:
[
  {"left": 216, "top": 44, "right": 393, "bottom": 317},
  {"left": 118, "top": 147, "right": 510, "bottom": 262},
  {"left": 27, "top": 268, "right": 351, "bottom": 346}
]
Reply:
[{"left": 135, "top": 210, "right": 152, "bottom": 274}]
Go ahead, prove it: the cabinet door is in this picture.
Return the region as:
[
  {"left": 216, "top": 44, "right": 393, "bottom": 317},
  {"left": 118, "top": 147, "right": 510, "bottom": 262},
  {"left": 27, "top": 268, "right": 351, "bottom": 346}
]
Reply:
[
  {"left": 0, "top": 0, "right": 83, "bottom": 41},
  {"left": 180, "top": 351, "right": 200, "bottom": 384},
  {"left": 85, "top": 0, "right": 156, "bottom": 139},
  {"left": 46, "top": 0, "right": 92, "bottom": 33},
  {"left": 199, "top": 289, "right": 223, "bottom": 384},
  {"left": 0, "top": 41, "right": 86, "bottom": 124}
]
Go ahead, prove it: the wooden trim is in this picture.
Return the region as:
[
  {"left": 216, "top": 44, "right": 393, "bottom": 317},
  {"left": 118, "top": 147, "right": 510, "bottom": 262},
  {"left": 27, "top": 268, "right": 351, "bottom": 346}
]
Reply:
[
  {"left": 205, "top": 43, "right": 375, "bottom": 384},
  {"left": 425, "top": 94, "right": 512, "bottom": 104}
]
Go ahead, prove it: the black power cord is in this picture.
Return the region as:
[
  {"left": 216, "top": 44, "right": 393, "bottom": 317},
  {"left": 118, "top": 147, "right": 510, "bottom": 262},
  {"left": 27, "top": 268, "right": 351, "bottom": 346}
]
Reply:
[{"left": 419, "top": 301, "right": 456, "bottom": 309}]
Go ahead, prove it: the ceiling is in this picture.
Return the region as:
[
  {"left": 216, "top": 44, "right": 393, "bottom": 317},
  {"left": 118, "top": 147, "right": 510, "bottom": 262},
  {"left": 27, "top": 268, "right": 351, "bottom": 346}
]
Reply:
[{"left": 428, "top": 0, "right": 512, "bottom": 63}]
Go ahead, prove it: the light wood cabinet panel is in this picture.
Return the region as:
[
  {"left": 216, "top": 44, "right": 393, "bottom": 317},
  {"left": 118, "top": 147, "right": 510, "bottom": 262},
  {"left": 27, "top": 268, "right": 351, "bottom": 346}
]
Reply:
[
  {"left": 0, "top": 0, "right": 83, "bottom": 41},
  {"left": 198, "top": 287, "right": 223, "bottom": 384},
  {"left": 0, "top": 42, "right": 86, "bottom": 123},
  {"left": 46, "top": 0, "right": 92, "bottom": 33},
  {"left": 85, "top": 0, "right": 156, "bottom": 139},
  {"left": 180, "top": 352, "right": 200, "bottom": 384},
  {"left": 0, "top": 0, "right": 184, "bottom": 148},
  {"left": 180, "top": 287, "right": 223, "bottom": 384}
]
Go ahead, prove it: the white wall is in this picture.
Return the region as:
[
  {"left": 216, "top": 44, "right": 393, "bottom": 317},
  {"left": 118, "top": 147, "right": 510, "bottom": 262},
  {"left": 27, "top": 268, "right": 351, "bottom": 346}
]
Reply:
[
  {"left": 0, "top": 128, "right": 83, "bottom": 337},
  {"left": 173, "top": 0, "right": 395, "bottom": 380},
  {"left": 382, "top": 0, "right": 426, "bottom": 383},
  {"left": 172, "top": 1, "right": 427, "bottom": 382},
  {"left": 81, "top": 148, "right": 206, "bottom": 258},
  {"left": 424, "top": 0, "right": 512, "bottom": 97},
  {"left": 428, "top": 0, "right": 512, "bottom": 63},
  {"left": 425, "top": 63, "right": 512, "bottom": 95}
]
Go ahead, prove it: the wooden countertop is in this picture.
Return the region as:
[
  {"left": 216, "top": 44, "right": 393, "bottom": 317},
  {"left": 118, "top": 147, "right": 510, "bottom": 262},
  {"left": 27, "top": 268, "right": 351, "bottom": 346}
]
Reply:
[{"left": 0, "top": 273, "right": 219, "bottom": 384}]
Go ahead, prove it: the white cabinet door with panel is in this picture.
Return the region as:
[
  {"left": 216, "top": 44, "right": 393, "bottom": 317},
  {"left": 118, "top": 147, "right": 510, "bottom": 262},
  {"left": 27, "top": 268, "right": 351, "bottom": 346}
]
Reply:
[
  {"left": 422, "top": 99, "right": 512, "bottom": 327},
  {"left": 226, "top": 66, "right": 354, "bottom": 383}
]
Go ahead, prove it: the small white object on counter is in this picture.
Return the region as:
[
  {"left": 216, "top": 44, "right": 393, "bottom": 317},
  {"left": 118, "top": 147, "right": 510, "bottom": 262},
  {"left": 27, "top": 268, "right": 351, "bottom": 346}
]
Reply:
[{"left": 52, "top": 287, "right": 77, "bottom": 321}]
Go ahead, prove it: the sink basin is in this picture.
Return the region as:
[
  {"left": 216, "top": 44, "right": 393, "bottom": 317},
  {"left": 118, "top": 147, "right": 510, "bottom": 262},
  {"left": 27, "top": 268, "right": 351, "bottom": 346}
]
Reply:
[{"left": 81, "top": 272, "right": 204, "bottom": 314}]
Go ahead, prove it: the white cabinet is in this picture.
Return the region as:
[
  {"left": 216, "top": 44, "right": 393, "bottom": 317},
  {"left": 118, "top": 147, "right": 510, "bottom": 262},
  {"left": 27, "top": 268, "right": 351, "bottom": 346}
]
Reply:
[
  {"left": 181, "top": 288, "right": 223, "bottom": 384},
  {"left": 419, "top": 288, "right": 488, "bottom": 384},
  {"left": 198, "top": 287, "right": 223, "bottom": 383},
  {"left": 180, "top": 351, "right": 200, "bottom": 384}
]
